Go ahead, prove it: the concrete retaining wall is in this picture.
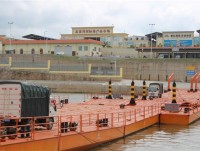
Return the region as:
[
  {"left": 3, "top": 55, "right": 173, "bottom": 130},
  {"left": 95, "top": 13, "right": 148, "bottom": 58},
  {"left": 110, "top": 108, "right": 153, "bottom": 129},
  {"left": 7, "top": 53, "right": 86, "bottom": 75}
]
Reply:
[
  {"left": 1, "top": 54, "right": 200, "bottom": 83},
  {"left": 102, "top": 48, "right": 138, "bottom": 57}
]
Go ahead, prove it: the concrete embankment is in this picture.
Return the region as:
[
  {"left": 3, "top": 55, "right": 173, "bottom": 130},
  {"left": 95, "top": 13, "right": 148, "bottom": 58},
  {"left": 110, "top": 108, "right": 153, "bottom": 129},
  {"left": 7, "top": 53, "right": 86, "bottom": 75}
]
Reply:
[
  {"left": 8, "top": 79, "right": 190, "bottom": 95},
  {"left": 22, "top": 80, "right": 143, "bottom": 95},
  {"left": 0, "top": 55, "right": 198, "bottom": 93},
  {"left": 1, "top": 55, "right": 200, "bottom": 82}
]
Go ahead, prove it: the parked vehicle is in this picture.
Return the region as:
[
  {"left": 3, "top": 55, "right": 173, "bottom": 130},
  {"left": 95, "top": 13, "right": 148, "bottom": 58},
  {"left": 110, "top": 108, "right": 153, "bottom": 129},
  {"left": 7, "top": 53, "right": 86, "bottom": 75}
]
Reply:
[
  {"left": 148, "top": 83, "right": 164, "bottom": 99},
  {"left": 157, "top": 54, "right": 170, "bottom": 59},
  {"left": 0, "top": 81, "right": 57, "bottom": 139},
  {"left": 55, "top": 51, "right": 64, "bottom": 55}
]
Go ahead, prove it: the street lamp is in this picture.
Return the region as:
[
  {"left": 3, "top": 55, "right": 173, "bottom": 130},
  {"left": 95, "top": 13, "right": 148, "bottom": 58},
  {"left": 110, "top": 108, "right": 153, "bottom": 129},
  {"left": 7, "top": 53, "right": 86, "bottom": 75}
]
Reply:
[
  {"left": 141, "top": 42, "right": 144, "bottom": 58},
  {"left": 8, "top": 22, "right": 13, "bottom": 53},
  {"left": 110, "top": 61, "right": 117, "bottom": 75},
  {"left": 44, "top": 31, "right": 48, "bottom": 54},
  {"left": 96, "top": 30, "right": 99, "bottom": 41},
  {"left": 114, "top": 60, "right": 116, "bottom": 75},
  {"left": 149, "top": 24, "right": 155, "bottom": 59}
]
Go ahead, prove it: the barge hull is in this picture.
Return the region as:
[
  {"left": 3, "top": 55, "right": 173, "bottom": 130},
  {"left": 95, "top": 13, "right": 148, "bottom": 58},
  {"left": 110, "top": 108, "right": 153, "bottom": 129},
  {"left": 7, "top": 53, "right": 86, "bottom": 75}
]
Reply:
[
  {"left": 1, "top": 115, "right": 159, "bottom": 151},
  {"left": 160, "top": 110, "right": 200, "bottom": 125}
]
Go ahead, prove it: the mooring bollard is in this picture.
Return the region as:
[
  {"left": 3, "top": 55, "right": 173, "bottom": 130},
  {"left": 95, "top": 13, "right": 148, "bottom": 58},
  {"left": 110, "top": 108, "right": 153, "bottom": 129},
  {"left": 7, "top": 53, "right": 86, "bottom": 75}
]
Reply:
[
  {"left": 107, "top": 80, "right": 112, "bottom": 99},
  {"left": 171, "top": 81, "right": 177, "bottom": 103},
  {"left": 142, "top": 80, "right": 147, "bottom": 100},
  {"left": 130, "top": 80, "right": 136, "bottom": 105}
]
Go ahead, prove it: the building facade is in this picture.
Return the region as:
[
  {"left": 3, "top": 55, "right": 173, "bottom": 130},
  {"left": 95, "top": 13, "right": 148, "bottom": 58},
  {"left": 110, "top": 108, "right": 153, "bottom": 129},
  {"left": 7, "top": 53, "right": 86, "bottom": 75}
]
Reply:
[
  {"left": 162, "top": 31, "right": 194, "bottom": 47},
  {"left": 61, "top": 26, "right": 199, "bottom": 49},
  {"left": 1, "top": 26, "right": 200, "bottom": 58},
  {"left": 136, "top": 30, "right": 200, "bottom": 58},
  {"left": 61, "top": 26, "right": 129, "bottom": 48},
  {"left": 138, "top": 31, "right": 198, "bottom": 48},
  {"left": 125, "top": 35, "right": 149, "bottom": 48},
  {"left": 0, "top": 38, "right": 103, "bottom": 57}
]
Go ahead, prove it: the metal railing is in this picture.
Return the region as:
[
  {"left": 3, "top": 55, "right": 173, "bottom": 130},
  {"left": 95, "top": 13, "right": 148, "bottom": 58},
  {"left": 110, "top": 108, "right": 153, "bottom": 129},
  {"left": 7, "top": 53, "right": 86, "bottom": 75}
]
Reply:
[
  {"left": 11, "top": 62, "right": 48, "bottom": 68},
  {"left": 91, "top": 66, "right": 120, "bottom": 75},
  {"left": 0, "top": 104, "right": 160, "bottom": 143},
  {"left": 50, "top": 64, "right": 88, "bottom": 71}
]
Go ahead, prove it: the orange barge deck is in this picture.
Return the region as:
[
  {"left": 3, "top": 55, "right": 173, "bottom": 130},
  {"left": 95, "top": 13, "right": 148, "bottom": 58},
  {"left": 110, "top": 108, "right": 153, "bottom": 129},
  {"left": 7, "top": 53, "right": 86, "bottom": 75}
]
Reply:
[{"left": 1, "top": 89, "right": 200, "bottom": 151}]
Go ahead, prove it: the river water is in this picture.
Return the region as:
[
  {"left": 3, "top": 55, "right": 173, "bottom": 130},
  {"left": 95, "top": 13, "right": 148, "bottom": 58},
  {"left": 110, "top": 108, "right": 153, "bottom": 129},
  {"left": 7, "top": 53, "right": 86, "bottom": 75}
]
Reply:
[
  {"left": 91, "top": 121, "right": 200, "bottom": 151},
  {"left": 52, "top": 92, "right": 200, "bottom": 151}
]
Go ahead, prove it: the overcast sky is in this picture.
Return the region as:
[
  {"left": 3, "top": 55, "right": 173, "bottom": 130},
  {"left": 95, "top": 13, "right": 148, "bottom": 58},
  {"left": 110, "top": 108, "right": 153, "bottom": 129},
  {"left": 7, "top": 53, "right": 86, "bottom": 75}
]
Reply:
[{"left": 0, "top": 0, "right": 200, "bottom": 39}]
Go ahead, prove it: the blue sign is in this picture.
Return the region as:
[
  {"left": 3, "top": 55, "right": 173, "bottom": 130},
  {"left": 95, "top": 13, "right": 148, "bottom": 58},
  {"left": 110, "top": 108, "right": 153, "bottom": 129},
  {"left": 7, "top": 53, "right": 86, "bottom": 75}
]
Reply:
[
  {"left": 180, "top": 40, "right": 193, "bottom": 46},
  {"left": 187, "top": 70, "right": 195, "bottom": 75},
  {"left": 194, "top": 37, "right": 199, "bottom": 46},
  {"left": 164, "top": 40, "right": 192, "bottom": 47}
]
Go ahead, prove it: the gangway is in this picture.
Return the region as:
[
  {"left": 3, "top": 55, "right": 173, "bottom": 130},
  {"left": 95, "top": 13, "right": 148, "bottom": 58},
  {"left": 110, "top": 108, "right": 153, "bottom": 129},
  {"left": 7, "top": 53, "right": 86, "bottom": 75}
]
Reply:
[
  {"left": 167, "top": 73, "right": 174, "bottom": 91},
  {"left": 190, "top": 72, "right": 199, "bottom": 92}
]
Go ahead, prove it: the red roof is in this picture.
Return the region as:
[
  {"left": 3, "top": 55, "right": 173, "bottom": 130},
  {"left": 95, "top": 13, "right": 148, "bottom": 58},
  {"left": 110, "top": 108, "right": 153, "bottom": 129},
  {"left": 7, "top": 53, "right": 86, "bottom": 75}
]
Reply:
[
  {"left": 2, "top": 39, "right": 103, "bottom": 45},
  {"left": 0, "top": 36, "right": 5, "bottom": 41}
]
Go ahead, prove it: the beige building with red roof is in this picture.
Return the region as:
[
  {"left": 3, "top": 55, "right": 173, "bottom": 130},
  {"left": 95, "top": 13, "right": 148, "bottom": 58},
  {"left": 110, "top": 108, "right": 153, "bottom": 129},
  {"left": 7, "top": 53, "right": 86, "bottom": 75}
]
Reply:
[
  {"left": 0, "top": 37, "right": 103, "bottom": 56},
  {"left": 0, "top": 37, "right": 3, "bottom": 52}
]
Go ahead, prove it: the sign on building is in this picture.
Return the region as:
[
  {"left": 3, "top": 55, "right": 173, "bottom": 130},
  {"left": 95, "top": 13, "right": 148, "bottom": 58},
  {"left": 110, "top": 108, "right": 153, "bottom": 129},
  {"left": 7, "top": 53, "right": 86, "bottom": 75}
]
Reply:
[
  {"left": 74, "top": 29, "right": 111, "bottom": 34},
  {"left": 186, "top": 66, "right": 195, "bottom": 76},
  {"left": 172, "top": 47, "right": 179, "bottom": 52}
]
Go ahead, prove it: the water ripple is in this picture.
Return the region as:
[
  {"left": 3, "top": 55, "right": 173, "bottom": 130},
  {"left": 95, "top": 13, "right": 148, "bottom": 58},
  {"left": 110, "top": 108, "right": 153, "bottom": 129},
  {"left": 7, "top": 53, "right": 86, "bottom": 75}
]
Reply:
[{"left": 93, "top": 120, "right": 200, "bottom": 151}]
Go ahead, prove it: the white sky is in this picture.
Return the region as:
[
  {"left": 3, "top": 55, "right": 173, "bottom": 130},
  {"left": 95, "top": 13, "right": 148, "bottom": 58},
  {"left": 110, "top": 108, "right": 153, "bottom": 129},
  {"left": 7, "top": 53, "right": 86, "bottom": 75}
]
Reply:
[{"left": 0, "top": 0, "right": 200, "bottom": 39}]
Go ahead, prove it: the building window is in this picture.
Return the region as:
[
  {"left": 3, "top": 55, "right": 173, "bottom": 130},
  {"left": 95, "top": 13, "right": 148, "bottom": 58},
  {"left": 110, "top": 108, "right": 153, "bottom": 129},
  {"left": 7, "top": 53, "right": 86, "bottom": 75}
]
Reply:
[
  {"left": 101, "top": 37, "right": 106, "bottom": 42},
  {"left": 93, "top": 47, "right": 96, "bottom": 51},
  {"left": 113, "top": 36, "right": 117, "bottom": 45},
  {"left": 31, "top": 48, "right": 35, "bottom": 54},
  {"left": 78, "top": 46, "right": 82, "bottom": 51},
  {"left": 40, "top": 48, "right": 43, "bottom": 54},
  {"left": 136, "top": 37, "right": 139, "bottom": 40},
  {"left": 84, "top": 46, "right": 88, "bottom": 51},
  {"left": 20, "top": 49, "right": 23, "bottom": 54},
  {"left": 119, "top": 37, "right": 123, "bottom": 45},
  {"left": 107, "top": 36, "right": 111, "bottom": 46}
]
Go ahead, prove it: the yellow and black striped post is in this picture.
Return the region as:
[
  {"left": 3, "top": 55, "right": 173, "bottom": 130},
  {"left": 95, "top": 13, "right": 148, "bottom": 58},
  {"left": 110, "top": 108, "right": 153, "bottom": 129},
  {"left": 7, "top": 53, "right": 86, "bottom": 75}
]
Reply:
[
  {"left": 142, "top": 80, "right": 147, "bottom": 100},
  {"left": 171, "top": 81, "right": 177, "bottom": 103},
  {"left": 130, "top": 81, "right": 136, "bottom": 105},
  {"left": 107, "top": 80, "right": 112, "bottom": 99}
]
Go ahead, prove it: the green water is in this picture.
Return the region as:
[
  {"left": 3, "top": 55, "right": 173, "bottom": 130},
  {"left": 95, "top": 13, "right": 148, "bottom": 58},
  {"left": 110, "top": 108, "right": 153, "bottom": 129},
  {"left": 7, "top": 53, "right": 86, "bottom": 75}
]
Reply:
[{"left": 92, "top": 120, "right": 200, "bottom": 151}]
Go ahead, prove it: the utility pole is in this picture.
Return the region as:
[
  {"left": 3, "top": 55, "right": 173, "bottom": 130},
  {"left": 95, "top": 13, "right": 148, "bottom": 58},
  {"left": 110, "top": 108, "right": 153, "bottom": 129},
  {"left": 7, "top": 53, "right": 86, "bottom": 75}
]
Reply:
[
  {"left": 141, "top": 42, "right": 143, "bottom": 58},
  {"left": 44, "top": 31, "right": 48, "bottom": 54},
  {"left": 149, "top": 24, "right": 155, "bottom": 59},
  {"left": 8, "top": 22, "right": 13, "bottom": 53}
]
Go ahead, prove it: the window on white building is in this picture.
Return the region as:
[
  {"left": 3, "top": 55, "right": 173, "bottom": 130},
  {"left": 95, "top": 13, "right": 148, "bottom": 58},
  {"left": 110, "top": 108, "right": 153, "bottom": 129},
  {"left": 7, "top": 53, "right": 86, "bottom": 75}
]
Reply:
[
  {"left": 31, "top": 48, "right": 35, "bottom": 54},
  {"left": 84, "top": 46, "right": 88, "bottom": 51},
  {"left": 78, "top": 46, "right": 82, "bottom": 51},
  {"left": 107, "top": 36, "right": 111, "bottom": 45},
  {"left": 101, "top": 37, "right": 106, "bottom": 42},
  {"left": 20, "top": 49, "right": 23, "bottom": 54},
  {"left": 119, "top": 37, "right": 123, "bottom": 45},
  {"left": 113, "top": 36, "right": 117, "bottom": 45}
]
